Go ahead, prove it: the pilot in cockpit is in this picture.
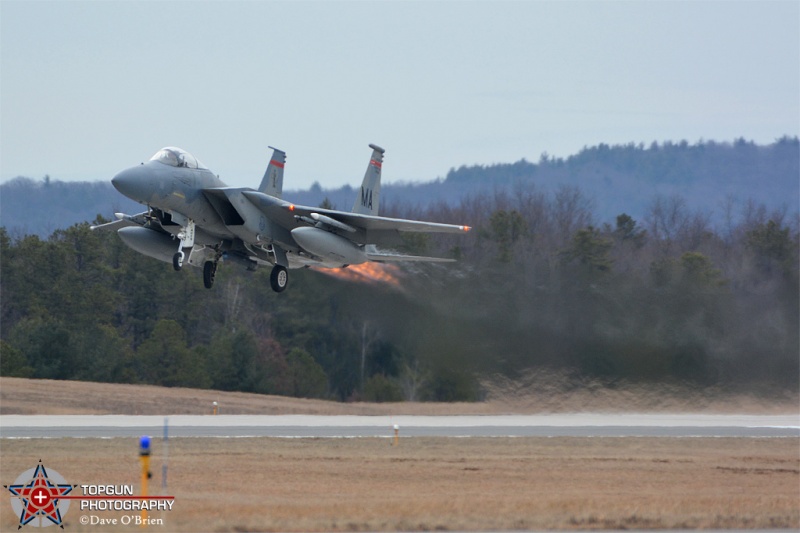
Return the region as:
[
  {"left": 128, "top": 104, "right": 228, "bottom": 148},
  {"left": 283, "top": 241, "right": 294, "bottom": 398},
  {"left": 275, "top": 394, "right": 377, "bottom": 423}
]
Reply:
[{"left": 150, "top": 147, "right": 205, "bottom": 170}]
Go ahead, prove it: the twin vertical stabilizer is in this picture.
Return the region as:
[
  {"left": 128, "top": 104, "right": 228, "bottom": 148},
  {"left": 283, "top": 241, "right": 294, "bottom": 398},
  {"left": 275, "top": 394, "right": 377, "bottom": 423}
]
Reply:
[
  {"left": 352, "top": 144, "right": 384, "bottom": 216},
  {"left": 258, "top": 144, "right": 384, "bottom": 216},
  {"left": 258, "top": 146, "right": 286, "bottom": 198}
]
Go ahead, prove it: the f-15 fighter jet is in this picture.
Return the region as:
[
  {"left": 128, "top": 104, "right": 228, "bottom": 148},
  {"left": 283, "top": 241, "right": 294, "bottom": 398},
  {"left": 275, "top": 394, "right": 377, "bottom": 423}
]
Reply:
[{"left": 93, "top": 144, "right": 470, "bottom": 292}]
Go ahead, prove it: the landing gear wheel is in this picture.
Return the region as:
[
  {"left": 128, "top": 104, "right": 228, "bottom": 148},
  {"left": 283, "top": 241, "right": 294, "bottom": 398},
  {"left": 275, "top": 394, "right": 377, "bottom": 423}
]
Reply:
[
  {"left": 172, "top": 251, "right": 184, "bottom": 271},
  {"left": 203, "top": 261, "right": 217, "bottom": 289},
  {"left": 270, "top": 265, "right": 288, "bottom": 293}
]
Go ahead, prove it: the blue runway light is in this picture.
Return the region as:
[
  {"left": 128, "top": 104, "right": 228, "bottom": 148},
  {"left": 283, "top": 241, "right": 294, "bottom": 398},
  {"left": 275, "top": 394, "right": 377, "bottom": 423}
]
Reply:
[{"left": 139, "top": 435, "right": 151, "bottom": 456}]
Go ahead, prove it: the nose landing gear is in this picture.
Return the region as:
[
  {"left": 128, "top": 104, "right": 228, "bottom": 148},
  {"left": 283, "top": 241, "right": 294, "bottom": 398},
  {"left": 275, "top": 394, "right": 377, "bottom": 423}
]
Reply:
[
  {"left": 172, "top": 219, "right": 195, "bottom": 272},
  {"left": 173, "top": 251, "right": 185, "bottom": 271}
]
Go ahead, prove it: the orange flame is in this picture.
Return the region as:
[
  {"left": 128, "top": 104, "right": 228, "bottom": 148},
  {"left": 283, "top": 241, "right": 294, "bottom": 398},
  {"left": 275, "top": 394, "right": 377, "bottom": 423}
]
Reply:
[{"left": 315, "top": 262, "right": 404, "bottom": 290}]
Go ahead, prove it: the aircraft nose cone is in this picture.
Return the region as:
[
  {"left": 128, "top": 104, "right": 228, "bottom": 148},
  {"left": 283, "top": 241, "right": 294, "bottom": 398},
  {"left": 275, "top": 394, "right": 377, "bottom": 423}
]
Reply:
[{"left": 112, "top": 166, "right": 148, "bottom": 202}]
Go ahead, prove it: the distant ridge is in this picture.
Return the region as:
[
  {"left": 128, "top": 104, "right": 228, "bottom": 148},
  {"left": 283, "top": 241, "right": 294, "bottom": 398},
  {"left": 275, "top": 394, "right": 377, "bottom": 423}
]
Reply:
[
  {"left": 0, "top": 177, "right": 140, "bottom": 238},
  {"left": 2, "top": 138, "right": 797, "bottom": 238}
]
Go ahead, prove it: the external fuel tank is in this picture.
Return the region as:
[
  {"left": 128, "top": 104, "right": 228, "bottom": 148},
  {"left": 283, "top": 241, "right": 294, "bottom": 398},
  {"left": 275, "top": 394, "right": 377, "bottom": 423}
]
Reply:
[{"left": 290, "top": 226, "right": 367, "bottom": 266}]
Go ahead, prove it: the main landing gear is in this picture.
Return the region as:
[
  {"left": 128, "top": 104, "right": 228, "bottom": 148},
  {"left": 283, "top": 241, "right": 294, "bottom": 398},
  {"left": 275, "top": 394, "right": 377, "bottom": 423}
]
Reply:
[
  {"left": 203, "top": 260, "right": 218, "bottom": 289},
  {"left": 270, "top": 265, "right": 288, "bottom": 293}
]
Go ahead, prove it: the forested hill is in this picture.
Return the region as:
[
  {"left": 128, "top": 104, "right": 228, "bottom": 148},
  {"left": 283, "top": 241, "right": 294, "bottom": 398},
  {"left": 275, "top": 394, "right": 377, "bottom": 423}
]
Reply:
[
  {"left": 1, "top": 137, "right": 798, "bottom": 403},
  {"left": 441, "top": 137, "right": 800, "bottom": 222},
  {"left": 2, "top": 138, "right": 798, "bottom": 237}
]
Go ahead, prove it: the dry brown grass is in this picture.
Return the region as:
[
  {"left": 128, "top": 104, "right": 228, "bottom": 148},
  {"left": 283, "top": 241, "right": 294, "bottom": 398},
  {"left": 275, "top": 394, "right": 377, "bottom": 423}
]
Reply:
[
  {"left": 1, "top": 437, "right": 798, "bottom": 532},
  {"left": 2, "top": 378, "right": 797, "bottom": 531},
  {"left": 1, "top": 377, "right": 797, "bottom": 416}
]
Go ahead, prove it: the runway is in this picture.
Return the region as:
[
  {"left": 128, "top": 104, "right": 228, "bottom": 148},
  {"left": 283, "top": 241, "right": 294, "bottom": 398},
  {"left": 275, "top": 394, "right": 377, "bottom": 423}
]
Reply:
[{"left": 1, "top": 413, "right": 797, "bottom": 438}]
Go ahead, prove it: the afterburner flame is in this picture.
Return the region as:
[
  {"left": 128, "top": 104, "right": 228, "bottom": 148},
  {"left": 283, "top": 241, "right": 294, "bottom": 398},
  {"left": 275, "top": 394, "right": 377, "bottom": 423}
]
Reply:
[{"left": 315, "top": 262, "right": 404, "bottom": 289}]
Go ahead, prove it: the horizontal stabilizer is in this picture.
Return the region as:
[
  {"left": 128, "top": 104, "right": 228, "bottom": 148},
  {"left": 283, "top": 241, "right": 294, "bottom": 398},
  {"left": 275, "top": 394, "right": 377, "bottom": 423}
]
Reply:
[{"left": 366, "top": 248, "right": 456, "bottom": 263}]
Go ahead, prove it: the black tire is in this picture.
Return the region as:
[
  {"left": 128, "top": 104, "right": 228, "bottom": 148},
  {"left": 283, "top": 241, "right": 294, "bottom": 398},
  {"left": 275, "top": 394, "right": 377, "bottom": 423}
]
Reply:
[
  {"left": 270, "top": 265, "right": 288, "bottom": 293},
  {"left": 203, "top": 261, "right": 217, "bottom": 289},
  {"left": 172, "top": 252, "right": 183, "bottom": 271}
]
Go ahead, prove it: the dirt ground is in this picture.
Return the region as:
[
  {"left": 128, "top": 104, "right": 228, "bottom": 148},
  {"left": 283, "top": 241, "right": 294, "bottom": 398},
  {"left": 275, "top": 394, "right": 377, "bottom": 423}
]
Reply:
[
  {"left": 1, "top": 377, "right": 797, "bottom": 416},
  {"left": 2, "top": 437, "right": 799, "bottom": 532}
]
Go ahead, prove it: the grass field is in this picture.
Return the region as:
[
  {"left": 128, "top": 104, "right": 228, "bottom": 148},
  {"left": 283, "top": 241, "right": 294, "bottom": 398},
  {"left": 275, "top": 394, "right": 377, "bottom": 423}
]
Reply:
[
  {"left": 1, "top": 377, "right": 797, "bottom": 416},
  {"left": 2, "top": 437, "right": 798, "bottom": 532},
  {"left": 1, "top": 378, "right": 798, "bottom": 531}
]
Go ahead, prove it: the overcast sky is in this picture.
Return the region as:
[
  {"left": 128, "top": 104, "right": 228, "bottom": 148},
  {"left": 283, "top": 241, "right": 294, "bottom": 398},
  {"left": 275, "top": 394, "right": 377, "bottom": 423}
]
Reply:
[{"left": 2, "top": 1, "right": 798, "bottom": 190}]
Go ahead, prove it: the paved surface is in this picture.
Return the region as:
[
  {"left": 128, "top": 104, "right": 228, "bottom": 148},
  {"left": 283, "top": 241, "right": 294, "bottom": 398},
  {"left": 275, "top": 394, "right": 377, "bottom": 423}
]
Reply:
[{"left": 1, "top": 414, "right": 797, "bottom": 438}]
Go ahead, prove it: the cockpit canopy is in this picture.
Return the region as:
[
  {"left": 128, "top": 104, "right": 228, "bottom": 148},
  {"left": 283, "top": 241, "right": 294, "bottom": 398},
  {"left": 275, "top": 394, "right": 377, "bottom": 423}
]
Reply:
[{"left": 150, "top": 147, "right": 207, "bottom": 170}]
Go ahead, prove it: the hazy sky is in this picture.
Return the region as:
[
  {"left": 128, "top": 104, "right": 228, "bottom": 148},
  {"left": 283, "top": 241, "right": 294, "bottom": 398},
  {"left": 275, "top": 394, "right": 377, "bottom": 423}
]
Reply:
[{"left": 2, "top": 1, "right": 798, "bottom": 190}]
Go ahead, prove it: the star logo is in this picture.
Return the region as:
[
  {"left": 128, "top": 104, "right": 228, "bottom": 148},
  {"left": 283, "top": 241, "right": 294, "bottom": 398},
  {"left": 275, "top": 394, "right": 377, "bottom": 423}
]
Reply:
[{"left": 5, "top": 461, "right": 75, "bottom": 529}]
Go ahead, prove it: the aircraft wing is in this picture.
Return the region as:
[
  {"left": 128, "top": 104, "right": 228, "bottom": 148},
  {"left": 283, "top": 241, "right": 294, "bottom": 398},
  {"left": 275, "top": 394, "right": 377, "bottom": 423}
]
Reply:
[
  {"left": 240, "top": 190, "right": 469, "bottom": 246},
  {"left": 324, "top": 211, "right": 470, "bottom": 234}
]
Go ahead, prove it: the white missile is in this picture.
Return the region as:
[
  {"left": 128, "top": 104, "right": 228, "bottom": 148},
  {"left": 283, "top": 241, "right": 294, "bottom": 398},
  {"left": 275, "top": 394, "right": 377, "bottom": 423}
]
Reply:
[{"left": 310, "top": 213, "right": 357, "bottom": 233}]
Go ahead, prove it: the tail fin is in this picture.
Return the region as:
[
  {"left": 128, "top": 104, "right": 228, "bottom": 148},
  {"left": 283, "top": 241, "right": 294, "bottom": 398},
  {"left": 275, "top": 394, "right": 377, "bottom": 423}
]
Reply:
[
  {"left": 258, "top": 146, "right": 286, "bottom": 198},
  {"left": 352, "top": 144, "right": 384, "bottom": 215}
]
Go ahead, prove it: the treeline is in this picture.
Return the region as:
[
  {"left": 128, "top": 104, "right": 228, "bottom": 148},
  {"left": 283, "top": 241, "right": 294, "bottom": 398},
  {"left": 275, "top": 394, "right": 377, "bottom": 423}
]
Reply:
[
  {"left": 1, "top": 183, "right": 797, "bottom": 401},
  {"left": 397, "top": 187, "right": 799, "bottom": 395}
]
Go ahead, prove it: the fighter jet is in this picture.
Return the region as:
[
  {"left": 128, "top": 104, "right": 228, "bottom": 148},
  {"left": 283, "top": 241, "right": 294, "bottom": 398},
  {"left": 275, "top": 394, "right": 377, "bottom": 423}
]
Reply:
[{"left": 93, "top": 144, "right": 470, "bottom": 292}]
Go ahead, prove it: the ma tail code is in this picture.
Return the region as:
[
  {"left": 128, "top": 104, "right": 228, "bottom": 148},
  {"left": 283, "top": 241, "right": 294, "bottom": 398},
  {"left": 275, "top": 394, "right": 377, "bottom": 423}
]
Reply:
[{"left": 361, "top": 187, "right": 373, "bottom": 209}]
